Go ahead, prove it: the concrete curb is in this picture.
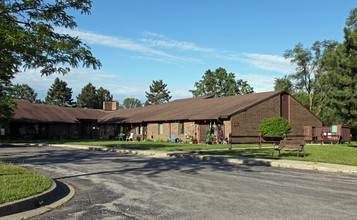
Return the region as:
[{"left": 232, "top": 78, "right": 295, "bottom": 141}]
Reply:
[
  {"left": 0, "top": 179, "right": 57, "bottom": 217},
  {"left": 47, "top": 144, "right": 357, "bottom": 174},
  {"left": 2, "top": 143, "right": 357, "bottom": 174},
  {"left": 0, "top": 180, "right": 75, "bottom": 220}
]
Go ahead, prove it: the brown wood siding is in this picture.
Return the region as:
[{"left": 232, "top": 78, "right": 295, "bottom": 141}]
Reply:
[
  {"left": 230, "top": 95, "right": 281, "bottom": 143},
  {"left": 289, "top": 96, "right": 322, "bottom": 136},
  {"left": 281, "top": 94, "right": 289, "bottom": 120}
]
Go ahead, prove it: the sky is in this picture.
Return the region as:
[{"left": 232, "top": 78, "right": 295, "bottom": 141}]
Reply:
[{"left": 12, "top": 0, "right": 357, "bottom": 104}]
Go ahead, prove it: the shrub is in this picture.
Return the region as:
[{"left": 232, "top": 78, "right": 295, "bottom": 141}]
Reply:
[{"left": 258, "top": 116, "right": 292, "bottom": 136}]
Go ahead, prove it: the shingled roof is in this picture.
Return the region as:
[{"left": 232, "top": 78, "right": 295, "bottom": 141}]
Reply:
[
  {"left": 12, "top": 99, "right": 108, "bottom": 123},
  {"left": 99, "top": 90, "right": 285, "bottom": 124}
]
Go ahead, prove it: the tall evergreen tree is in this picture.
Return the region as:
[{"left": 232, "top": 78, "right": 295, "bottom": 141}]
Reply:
[
  {"left": 45, "top": 78, "right": 73, "bottom": 107},
  {"left": 8, "top": 84, "right": 39, "bottom": 103},
  {"left": 76, "top": 83, "right": 98, "bottom": 108},
  {"left": 324, "top": 27, "right": 357, "bottom": 126},
  {"left": 145, "top": 80, "right": 171, "bottom": 105},
  {"left": 190, "top": 68, "right": 254, "bottom": 97},
  {"left": 76, "top": 83, "right": 113, "bottom": 109},
  {"left": 97, "top": 87, "right": 113, "bottom": 106}
]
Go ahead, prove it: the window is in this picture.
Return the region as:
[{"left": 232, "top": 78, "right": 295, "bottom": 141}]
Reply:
[
  {"left": 159, "top": 123, "right": 164, "bottom": 134},
  {"left": 135, "top": 125, "right": 141, "bottom": 134},
  {"left": 179, "top": 122, "right": 184, "bottom": 135}
]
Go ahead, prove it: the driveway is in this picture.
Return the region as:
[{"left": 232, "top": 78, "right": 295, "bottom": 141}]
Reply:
[{"left": 1, "top": 145, "right": 357, "bottom": 219}]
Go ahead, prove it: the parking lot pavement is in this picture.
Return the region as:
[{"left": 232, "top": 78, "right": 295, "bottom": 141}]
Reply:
[{"left": 1, "top": 145, "right": 357, "bottom": 219}]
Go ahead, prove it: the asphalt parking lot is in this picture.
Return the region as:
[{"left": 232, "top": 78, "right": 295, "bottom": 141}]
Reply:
[{"left": 2, "top": 145, "right": 357, "bottom": 219}]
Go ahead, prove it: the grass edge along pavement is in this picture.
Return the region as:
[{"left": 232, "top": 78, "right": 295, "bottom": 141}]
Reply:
[
  {"left": 196, "top": 142, "right": 357, "bottom": 167},
  {"left": 46, "top": 140, "right": 357, "bottom": 167},
  {"left": 0, "top": 161, "right": 51, "bottom": 204}
]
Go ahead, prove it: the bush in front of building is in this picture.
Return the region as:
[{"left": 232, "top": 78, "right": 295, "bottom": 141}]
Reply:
[{"left": 258, "top": 116, "right": 292, "bottom": 136}]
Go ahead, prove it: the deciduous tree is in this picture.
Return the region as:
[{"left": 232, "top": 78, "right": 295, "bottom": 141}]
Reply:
[
  {"left": 0, "top": 0, "right": 100, "bottom": 123},
  {"left": 120, "top": 98, "right": 143, "bottom": 109},
  {"left": 190, "top": 68, "right": 254, "bottom": 97},
  {"left": 8, "top": 84, "right": 39, "bottom": 103}
]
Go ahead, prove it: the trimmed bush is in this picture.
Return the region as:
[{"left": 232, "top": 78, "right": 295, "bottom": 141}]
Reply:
[{"left": 258, "top": 116, "right": 292, "bottom": 136}]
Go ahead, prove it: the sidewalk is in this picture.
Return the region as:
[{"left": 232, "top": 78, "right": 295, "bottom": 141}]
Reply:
[{"left": 1, "top": 143, "right": 357, "bottom": 174}]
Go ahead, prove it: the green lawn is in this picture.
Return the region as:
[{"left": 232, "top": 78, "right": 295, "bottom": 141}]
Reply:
[
  {"left": 197, "top": 142, "right": 357, "bottom": 166},
  {"left": 0, "top": 162, "right": 51, "bottom": 204},
  {"left": 2, "top": 139, "right": 357, "bottom": 166}
]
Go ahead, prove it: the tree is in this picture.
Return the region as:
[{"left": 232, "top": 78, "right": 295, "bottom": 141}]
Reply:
[
  {"left": 76, "top": 83, "right": 113, "bottom": 109},
  {"left": 145, "top": 80, "right": 171, "bottom": 105},
  {"left": 189, "top": 68, "right": 254, "bottom": 97},
  {"left": 0, "top": 0, "right": 101, "bottom": 123},
  {"left": 45, "top": 78, "right": 73, "bottom": 106},
  {"left": 283, "top": 40, "right": 338, "bottom": 116},
  {"left": 274, "top": 76, "right": 294, "bottom": 94},
  {"left": 97, "top": 87, "right": 113, "bottom": 106},
  {"left": 120, "top": 98, "right": 143, "bottom": 109},
  {"left": 8, "top": 84, "right": 39, "bottom": 103},
  {"left": 76, "top": 83, "right": 98, "bottom": 108},
  {"left": 323, "top": 27, "right": 357, "bottom": 126}
]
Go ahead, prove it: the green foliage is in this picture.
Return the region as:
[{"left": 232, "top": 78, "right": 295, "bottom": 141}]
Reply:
[
  {"left": 76, "top": 83, "right": 113, "bottom": 109},
  {"left": 190, "top": 68, "right": 254, "bottom": 97},
  {"left": 323, "top": 27, "right": 357, "bottom": 126},
  {"left": 97, "top": 87, "right": 113, "bottom": 107},
  {"left": 0, "top": 94, "right": 16, "bottom": 125},
  {"left": 274, "top": 76, "right": 294, "bottom": 94},
  {"left": 258, "top": 117, "right": 292, "bottom": 136},
  {"left": 145, "top": 80, "right": 171, "bottom": 105},
  {"left": 120, "top": 98, "right": 143, "bottom": 109},
  {"left": 283, "top": 41, "right": 338, "bottom": 116},
  {"left": 0, "top": 0, "right": 100, "bottom": 122},
  {"left": 45, "top": 77, "right": 73, "bottom": 106},
  {"left": 8, "top": 83, "right": 40, "bottom": 103}
]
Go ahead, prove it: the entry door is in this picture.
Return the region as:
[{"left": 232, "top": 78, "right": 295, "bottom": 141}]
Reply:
[
  {"left": 142, "top": 125, "right": 147, "bottom": 140},
  {"left": 199, "top": 124, "right": 209, "bottom": 143}
]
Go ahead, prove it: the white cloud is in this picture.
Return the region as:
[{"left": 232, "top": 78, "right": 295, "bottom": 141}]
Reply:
[
  {"left": 12, "top": 68, "right": 125, "bottom": 101},
  {"left": 142, "top": 32, "right": 215, "bottom": 53},
  {"left": 235, "top": 73, "right": 276, "bottom": 93},
  {"left": 240, "top": 53, "right": 296, "bottom": 74},
  {"left": 56, "top": 28, "right": 202, "bottom": 64}
]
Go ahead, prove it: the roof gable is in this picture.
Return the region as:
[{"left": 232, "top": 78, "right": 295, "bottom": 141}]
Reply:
[{"left": 99, "top": 91, "right": 285, "bottom": 124}]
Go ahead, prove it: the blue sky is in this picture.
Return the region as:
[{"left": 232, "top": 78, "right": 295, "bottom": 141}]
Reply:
[{"left": 13, "top": 0, "right": 356, "bottom": 103}]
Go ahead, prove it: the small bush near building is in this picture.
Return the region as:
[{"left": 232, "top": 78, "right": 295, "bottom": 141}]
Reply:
[{"left": 258, "top": 116, "right": 292, "bottom": 136}]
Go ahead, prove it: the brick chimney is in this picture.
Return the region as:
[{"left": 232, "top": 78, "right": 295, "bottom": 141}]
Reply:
[{"left": 103, "top": 101, "right": 119, "bottom": 111}]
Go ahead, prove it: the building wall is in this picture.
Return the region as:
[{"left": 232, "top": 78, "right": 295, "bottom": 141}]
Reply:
[
  {"left": 230, "top": 95, "right": 281, "bottom": 143},
  {"left": 289, "top": 96, "right": 322, "bottom": 136},
  {"left": 147, "top": 122, "right": 199, "bottom": 142},
  {"left": 223, "top": 120, "right": 231, "bottom": 139},
  {"left": 99, "top": 124, "right": 115, "bottom": 139}
]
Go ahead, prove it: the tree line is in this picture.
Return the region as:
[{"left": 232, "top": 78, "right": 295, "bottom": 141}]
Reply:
[
  {"left": 6, "top": 66, "right": 254, "bottom": 109},
  {"left": 274, "top": 8, "right": 357, "bottom": 126}
]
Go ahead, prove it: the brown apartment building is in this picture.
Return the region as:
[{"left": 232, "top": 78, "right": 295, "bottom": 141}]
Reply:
[{"left": 8, "top": 91, "right": 323, "bottom": 143}]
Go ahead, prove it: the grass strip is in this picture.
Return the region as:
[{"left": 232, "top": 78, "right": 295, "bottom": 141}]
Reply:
[
  {"left": 197, "top": 142, "right": 357, "bottom": 166},
  {"left": 0, "top": 162, "right": 51, "bottom": 204}
]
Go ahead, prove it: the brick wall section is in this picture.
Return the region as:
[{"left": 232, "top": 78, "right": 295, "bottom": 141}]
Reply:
[
  {"left": 223, "top": 120, "right": 231, "bottom": 139},
  {"left": 289, "top": 96, "right": 322, "bottom": 136},
  {"left": 230, "top": 95, "right": 280, "bottom": 143},
  {"left": 147, "top": 122, "right": 199, "bottom": 142}
]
